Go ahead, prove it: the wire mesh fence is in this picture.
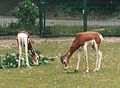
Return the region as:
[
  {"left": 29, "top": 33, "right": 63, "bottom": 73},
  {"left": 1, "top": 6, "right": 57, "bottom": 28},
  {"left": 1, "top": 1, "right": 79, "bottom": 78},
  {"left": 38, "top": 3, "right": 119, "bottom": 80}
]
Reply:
[
  {"left": 44, "top": 0, "right": 120, "bottom": 36},
  {"left": 87, "top": 0, "right": 120, "bottom": 36},
  {"left": 0, "top": 0, "right": 120, "bottom": 36}
]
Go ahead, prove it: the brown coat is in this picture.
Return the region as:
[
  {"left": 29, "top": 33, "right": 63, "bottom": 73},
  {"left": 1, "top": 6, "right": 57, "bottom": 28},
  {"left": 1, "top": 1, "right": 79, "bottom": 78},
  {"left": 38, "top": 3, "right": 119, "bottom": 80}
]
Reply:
[{"left": 64, "top": 31, "right": 102, "bottom": 62}]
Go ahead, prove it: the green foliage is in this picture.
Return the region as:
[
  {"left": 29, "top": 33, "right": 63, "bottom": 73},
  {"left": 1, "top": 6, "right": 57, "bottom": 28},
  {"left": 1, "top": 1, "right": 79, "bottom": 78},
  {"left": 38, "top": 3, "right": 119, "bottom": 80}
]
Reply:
[
  {"left": 39, "top": 55, "right": 49, "bottom": 64},
  {"left": 14, "top": 0, "right": 38, "bottom": 29},
  {"left": 0, "top": 53, "right": 17, "bottom": 68},
  {"left": 0, "top": 52, "right": 51, "bottom": 69},
  {"left": 0, "top": 21, "right": 39, "bottom": 35},
  {"left": 57, "top": 1, "right": 82, "bottom": 16}
]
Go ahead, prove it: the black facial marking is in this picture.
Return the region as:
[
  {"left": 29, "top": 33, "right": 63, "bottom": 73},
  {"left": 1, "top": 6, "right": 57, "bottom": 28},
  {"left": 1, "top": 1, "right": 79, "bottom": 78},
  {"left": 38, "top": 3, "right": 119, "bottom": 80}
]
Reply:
[
  {"left": 32, "top": 51, "right": 36, "bottom": 56},
  {"left": 60, "top": 55, "right": 68, "bottom": 67},
  {"left": 60, "top": 55, "right": 64, "bottom": 64}
]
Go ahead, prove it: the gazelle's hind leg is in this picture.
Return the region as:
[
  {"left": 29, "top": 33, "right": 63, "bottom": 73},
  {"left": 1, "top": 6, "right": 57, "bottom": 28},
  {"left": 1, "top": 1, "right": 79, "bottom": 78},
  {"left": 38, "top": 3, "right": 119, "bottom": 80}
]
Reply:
[
  {"left": 93, "top": 42, "right": 102, "bottom": 72},
  {"left": 18, "top": 37, "right": 22, "bottom": 68},
  {"left": 97, "top": 50, "right": 102, "bottom": 70},
  {"left": 83, "top": 42, "right": 89, "bottom": 73},
  {"left": 25, "top": 37, "right": 30, "bottom": 67},
  {"left": 75, "top": 49, "right": 81, "bottom": 71}
]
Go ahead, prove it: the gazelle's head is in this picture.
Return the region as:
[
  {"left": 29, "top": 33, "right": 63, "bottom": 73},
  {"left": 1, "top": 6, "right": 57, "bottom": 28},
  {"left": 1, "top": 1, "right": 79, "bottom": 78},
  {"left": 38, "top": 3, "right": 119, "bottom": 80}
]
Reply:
[
  {"left": 31, "top": 51, "right": 39, "bottom": 65},
  {"left": 60, "top": 55, "right": 69, "bottom": 70}
]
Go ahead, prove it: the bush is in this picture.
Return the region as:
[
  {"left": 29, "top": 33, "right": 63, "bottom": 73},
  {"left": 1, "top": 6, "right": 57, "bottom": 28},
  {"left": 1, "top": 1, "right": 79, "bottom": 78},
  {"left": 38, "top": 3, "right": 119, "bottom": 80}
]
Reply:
[{"left": 14, "top": 0, "right": 38, "bottom": 29}]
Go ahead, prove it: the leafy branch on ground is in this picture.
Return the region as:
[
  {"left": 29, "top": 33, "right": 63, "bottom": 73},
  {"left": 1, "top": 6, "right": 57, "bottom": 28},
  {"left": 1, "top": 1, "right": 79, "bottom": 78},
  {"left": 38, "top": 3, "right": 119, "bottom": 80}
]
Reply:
[{"left": 0, "top": 52, "right": 52, "bottom": 69}]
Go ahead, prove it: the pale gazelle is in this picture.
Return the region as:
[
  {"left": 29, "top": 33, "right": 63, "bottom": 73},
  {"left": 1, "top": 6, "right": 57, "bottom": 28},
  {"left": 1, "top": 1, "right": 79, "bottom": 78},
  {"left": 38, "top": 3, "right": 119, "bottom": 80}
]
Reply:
[
  {"left": 16, "top": 31, "right": 39, "bottom": 67},
  {"left": 60, "top": 32, "right": 103, "bottom": 72}
]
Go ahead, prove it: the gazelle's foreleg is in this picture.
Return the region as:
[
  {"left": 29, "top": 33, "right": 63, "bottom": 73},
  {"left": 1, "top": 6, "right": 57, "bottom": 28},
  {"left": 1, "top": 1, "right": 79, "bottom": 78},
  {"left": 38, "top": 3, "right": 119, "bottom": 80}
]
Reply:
[
  {"left": 75, "top": 49, "right": 81, "bottom": 71},
  {"left": 83, "top": 42, "right": 89, "bottom": 73},
  {"left": 25, "top": 38, "right": 30, "bottom": 67}
]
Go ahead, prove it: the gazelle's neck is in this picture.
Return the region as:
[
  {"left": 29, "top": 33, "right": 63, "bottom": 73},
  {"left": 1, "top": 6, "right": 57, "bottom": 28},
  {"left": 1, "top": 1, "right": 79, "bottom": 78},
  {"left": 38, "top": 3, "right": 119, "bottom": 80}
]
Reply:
[{"left": 64, "top": 44, "right": 80, "bottom": 61}]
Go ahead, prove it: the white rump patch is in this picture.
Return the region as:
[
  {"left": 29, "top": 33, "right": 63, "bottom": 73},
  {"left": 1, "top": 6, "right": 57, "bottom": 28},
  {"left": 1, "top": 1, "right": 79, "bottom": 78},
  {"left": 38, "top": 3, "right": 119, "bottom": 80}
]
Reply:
[
  {"left": 99, "top": 34, "right": 103, "bottom": 42},
  {"left": 18, "top": 33, "right": 28, "bottom": 46}
]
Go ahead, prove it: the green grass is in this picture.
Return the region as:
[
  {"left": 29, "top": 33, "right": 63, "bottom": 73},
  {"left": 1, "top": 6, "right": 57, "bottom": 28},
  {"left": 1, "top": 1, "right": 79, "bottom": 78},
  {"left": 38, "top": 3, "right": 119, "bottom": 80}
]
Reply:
[
  {"left": 1, "top": 24, "right": 120, "bottom": 36},
  {"left": 0, "top": 41, "right": 120, "bottom": 88}
]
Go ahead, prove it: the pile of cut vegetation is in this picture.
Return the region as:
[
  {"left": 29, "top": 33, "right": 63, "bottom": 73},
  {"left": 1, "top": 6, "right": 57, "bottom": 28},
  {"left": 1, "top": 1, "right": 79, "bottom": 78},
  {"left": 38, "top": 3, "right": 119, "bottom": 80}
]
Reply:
[{"left": 0, "top": 52, "right": 56, "bottom": 68}]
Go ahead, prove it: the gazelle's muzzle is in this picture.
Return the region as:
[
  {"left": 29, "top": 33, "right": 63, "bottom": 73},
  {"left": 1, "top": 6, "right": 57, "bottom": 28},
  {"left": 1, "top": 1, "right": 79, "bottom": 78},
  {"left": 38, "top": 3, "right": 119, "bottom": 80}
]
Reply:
[
  {"left": 32, "top": 51, "right": 39, "bottom": 65},
  {"left": 60, "top": 56, "right": 68, "bottom": 70}
]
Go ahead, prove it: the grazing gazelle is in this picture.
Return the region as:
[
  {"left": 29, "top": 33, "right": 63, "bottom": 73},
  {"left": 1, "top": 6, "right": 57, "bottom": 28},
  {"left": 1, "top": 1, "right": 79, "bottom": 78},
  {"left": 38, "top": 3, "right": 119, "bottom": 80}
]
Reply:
[
  {"left": 60, "top": 31, "right": 103, "bottom": 72},
  {"left": 16, "top": 31, "right": 39, "bottom": 67}
]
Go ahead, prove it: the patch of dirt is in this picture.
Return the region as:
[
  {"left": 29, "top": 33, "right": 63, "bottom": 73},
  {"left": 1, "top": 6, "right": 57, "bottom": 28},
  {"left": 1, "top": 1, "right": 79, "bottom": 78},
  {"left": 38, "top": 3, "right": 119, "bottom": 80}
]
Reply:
[
  {"left": 0, "top": 36, "right": 120, "bottom": 48},
  {"left": 103, "top": 37, "right": 120, "bottom": 43}
]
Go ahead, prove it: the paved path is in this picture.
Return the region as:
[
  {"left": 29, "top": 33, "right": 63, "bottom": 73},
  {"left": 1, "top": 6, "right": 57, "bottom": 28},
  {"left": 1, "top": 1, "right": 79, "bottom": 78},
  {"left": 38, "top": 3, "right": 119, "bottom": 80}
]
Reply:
[{"left": 0, "top": 16, "right": 120, "bottom": 26}]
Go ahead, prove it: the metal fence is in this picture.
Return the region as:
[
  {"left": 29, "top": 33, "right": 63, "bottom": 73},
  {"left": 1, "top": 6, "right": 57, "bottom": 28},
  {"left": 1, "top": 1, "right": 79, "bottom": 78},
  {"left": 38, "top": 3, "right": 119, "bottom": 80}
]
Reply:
[
  {"left": 44, "top": 1, "right": 120, "bottom": 36},
  {"left": 43, "top": 1, "right": 84, "bottom": 37},
  {"left": 87, "top": 0, "right": 120, "bottom": 36},
  {"left": 0, "top": 0, "right": 120, "bottom": 36}
]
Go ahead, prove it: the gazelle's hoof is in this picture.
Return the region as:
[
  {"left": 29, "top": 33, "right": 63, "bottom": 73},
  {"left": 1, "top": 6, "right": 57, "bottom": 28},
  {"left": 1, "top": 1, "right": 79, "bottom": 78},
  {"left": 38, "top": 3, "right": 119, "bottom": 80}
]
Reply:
[
  {"left": 63, "top": 69, "right": 70, "bottom": 74},
  {"left": 27, "top": 65, "right": 31, "bottom": 68},
  {"left": 74, "top": 69, "right": 78, "bottom": 73},
  {"left": 93, "top": 68, "right": 99, "bottom": 72},
  {"left": 86, "top": 70, "right": 89, "bottom": 73}
]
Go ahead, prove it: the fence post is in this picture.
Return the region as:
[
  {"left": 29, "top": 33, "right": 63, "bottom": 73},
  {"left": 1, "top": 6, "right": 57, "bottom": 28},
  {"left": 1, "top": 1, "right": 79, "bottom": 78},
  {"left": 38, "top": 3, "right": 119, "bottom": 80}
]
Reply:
[
  {"left": 83, "top": 0, "right": 88, "bottom": 32},
  {"left": 39, "top": 0, "right": 45, "bottom": 36}
]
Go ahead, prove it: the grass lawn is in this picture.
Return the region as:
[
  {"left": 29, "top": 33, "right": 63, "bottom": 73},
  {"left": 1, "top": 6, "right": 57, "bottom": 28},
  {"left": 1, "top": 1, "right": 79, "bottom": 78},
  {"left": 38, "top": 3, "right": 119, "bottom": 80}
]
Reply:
[{"left": 0, "top": 40, "right": 120, "bottom": 88}]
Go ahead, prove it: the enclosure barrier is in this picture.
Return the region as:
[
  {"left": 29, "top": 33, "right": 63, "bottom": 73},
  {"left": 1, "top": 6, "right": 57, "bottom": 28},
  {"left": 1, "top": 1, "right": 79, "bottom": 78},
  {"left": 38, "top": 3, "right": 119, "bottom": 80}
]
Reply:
[{"left": 0, "top": 0, "right": 120, "bottom": 36}]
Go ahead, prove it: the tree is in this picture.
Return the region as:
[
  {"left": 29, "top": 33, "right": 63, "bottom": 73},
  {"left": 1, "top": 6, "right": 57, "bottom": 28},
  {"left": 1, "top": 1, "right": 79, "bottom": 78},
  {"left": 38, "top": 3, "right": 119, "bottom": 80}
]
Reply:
[{"left": 14, "top": 0, "right": 38, "bottom": 29}]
